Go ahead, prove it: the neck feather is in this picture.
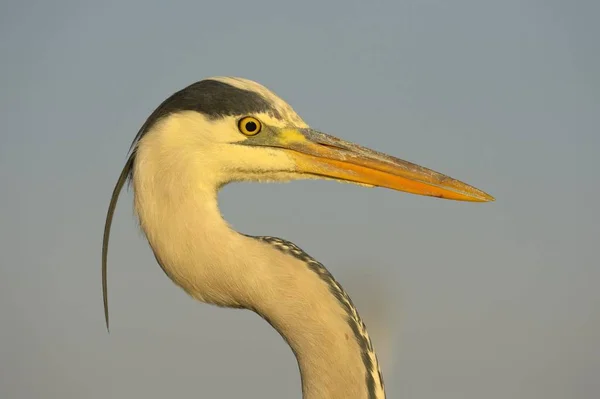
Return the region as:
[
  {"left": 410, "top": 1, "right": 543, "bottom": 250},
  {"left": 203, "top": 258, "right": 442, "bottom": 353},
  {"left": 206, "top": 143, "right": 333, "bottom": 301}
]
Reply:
[
  {"left": 132, "top": 143, "right": 385, "bottom": 399},
  {"left": 252, "top": 236, "right": 386, "bottom": 399}
]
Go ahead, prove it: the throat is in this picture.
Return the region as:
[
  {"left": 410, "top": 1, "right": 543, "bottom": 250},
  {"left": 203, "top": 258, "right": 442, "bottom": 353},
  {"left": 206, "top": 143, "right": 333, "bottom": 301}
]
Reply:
[{"left": 252, "top": 237, "right": 386, "bottom": 399}]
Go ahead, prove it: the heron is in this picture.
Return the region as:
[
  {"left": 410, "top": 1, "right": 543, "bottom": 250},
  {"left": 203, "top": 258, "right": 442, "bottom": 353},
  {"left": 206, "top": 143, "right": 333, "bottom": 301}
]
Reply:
[{"left": 102, "top": 77, "right": 494, "bottom": 399}]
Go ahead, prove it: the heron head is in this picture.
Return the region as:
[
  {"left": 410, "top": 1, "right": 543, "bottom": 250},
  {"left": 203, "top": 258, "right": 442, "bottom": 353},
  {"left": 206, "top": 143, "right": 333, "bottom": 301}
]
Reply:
[{"left": 129, "top": 76, "right": 494, "bottom": 202}]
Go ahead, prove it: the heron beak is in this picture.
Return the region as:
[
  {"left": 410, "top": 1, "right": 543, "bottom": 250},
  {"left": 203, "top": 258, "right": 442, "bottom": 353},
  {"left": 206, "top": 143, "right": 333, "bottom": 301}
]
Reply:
[{"left": 273, "top": 128, "right": 494, "bottom": 202}]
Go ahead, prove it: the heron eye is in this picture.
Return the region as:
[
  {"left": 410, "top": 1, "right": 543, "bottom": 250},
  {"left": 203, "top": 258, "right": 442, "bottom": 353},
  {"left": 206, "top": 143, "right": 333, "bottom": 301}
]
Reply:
[{"left": 238, "top": 116, "right": 262, "bottom": 136}]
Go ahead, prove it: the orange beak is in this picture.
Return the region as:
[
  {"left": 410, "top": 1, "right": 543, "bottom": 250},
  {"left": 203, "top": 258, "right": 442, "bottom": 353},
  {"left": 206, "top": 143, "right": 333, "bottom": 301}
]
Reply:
[{"left": 268, "top": 128, "right": 494, "bottom": 202}]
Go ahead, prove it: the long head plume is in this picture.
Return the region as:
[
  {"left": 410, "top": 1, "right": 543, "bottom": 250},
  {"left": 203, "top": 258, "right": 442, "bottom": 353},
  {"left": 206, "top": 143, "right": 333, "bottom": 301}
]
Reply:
[{"left": 101, "top": 90, "right": 176, "bottom": 331}]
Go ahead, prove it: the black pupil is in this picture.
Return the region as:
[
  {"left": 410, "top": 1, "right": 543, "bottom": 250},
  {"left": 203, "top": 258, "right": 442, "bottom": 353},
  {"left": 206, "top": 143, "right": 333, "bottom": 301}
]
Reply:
[{"left": 245, "top": 121, "right": 257, "bottom": 132}]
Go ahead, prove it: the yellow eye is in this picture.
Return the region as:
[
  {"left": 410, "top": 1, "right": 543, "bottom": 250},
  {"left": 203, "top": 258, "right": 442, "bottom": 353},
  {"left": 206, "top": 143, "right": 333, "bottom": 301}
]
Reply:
[{"left": 238, "top": 116, "right": 262, "bottom": 136}]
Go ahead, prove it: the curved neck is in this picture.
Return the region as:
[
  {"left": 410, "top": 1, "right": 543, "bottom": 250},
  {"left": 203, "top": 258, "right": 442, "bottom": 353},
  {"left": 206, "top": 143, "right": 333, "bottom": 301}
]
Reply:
[
  {"left": 252, "top": 237, "right": 386, "bottom": 399},
  {"left": 132, "top": 145, "right": 385, "bottom": 398}
]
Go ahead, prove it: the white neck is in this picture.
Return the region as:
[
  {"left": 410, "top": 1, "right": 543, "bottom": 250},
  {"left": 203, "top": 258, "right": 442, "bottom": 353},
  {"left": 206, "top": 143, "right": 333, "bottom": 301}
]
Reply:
[{"left": 132, "top": 141, "right": 385, "bottom": 399}]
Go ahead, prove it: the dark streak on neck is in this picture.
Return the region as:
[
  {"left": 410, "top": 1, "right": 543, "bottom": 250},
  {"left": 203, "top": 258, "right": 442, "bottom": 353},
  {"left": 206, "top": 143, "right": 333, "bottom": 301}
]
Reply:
[{"left": 250, "top": 235, "right": 383, "bottom": 399}]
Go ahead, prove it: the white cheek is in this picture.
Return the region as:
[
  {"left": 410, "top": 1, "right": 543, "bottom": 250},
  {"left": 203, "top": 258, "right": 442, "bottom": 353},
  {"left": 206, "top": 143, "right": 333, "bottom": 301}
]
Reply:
[
  {"left": 215, "top": 145, "right": 296, "bottom": 177},
  {"left": 134, "top": 111, "right": 300, "bottom": 188}
]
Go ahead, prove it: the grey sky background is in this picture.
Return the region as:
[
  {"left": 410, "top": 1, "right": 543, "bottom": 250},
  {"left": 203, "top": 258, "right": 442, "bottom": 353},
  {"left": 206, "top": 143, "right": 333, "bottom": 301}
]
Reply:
[{"left": 1, "top": 0, "right": 598, "bottom": 398}]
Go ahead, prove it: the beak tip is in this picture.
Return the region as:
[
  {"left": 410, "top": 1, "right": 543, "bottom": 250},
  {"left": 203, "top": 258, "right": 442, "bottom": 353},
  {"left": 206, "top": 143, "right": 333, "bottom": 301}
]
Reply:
[
  {"left": 482, "top": 191, "right": 496, "bottom": 202},
  {"left": 475, "top": 192, "right": 495, "bottom": 202}
]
